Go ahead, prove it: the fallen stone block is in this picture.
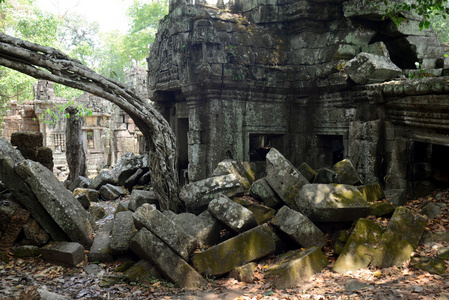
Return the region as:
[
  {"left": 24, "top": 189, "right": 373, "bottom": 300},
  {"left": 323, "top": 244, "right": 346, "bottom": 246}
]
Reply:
[
  {"left": 296, "top": 183, "right": 370, "bottom": 222},
  {"left": 116, "top": 200, "right": 130, "bottom": 213},
  {"left": 410, "top": 257, "right": 447, "bottom": 275},
  {"left": 333, "top": 159, "right": 363, "bottom": 185},
  {"left": 22, "top": 218, "right": 50, "bottom": 246},
  {"left": 89, "top": 170, "right": 117, "bottom": 190},
  {"left": 124, "top": 259, "right": 163, "bottom": 282},
  {"left": 130, "top": 227, "right": 207, "bottom": 289},
  {"left": 137, "top": 170, "right": 151, "bottom": 185},
  {"left": 384, "top": 189, "right": 407, "bottom": 207},
  {"left": 128, "top": 189, "right": 159, "bottom": 211},
  {"left": 271, "top": 206, "right": 327, "bottom": 249},
  {"left": 191, "top": 224, "right": 278, "bottom": 276},
  {"left": 0, "top": 197, "right": 30, "bottom": 250},
  {"left": 212, "top": 160, "right": 257, "bottom": 189},
  {"left": 208, "top": 194, "right": 257, "bottom": 233},
  {"left": 297, "top": 162, "right": 317, "bottom": 182},
  {"left": 369, "top": 202, "right": 395, "bottom": 217},
  {"left": 265, "top": 247, "right": 329, "bottom": 289},
  {"left": 313, "top": 168, "right": 337, "bottom": 184},
  {"left": 14, "top": 160, "right": 94, "bottom": 248},
  {"left": 13, "top": 245, "right": 41, "bottom": 258},
  {"left": 112, "top": 152, "right": 147, "bottom": 186},
  {"left": 68, "top": 176, "right": 91, "bottom": 192},
  {"left": 73, "top": 188, "right": 100, "bottom": 202},
  {"left": 265, "top": 148, "right": 309, "bottom": 210},
  {"left": 41, "top": 241, "right": 85, "bottom": 267},
  {"left": 89, "top": 221, "right": 113, "bottom": 263},
  {"left": 344, "top": 52, "right": 402, "bottom": 84},
  {"left": 250, "top": 178, "right": 282, "bottom": 208},
  {"left": 99, "top": 184, "right": 129, "bottom": 201},
  {"left": 357, "top": 183, "right": 385, "bottom": 202},
  {"left": 110, "top": 211, "right": 137, "bottom": 255},
  {"left": 124, "top": 168, "right": 144, "bottom": 190},
  {"left": 74, "top": 193, "right": 90, "bottom": 210},
  {"left": 420, "top": 202, "right": 443, "bottom": 219},
  {"left": 372, "top": 206, "right": 426, "bottom": 268},
  {"left": 333, "top": 218, "right": 384, "bottom": 273},
  {"left": 0, "top": 139, "right": 68, "bottom": 242},
  {"left": 180, "top": 174, "right": 245, "bottom": 215},
  {"left": 233, "top": 197, "right": 277, "bottom": 225},
  {"left": 163, "top": 210, "right": 220, "bottom": 246},
  {"left": 229, "top": 262, "right": 257, "bottom": 283},
  {"left": 133, "top": 204, "right": 197, "bottom": 260},
  {"left": 89, "top": 205, "right": 106, "bottom": 221}
]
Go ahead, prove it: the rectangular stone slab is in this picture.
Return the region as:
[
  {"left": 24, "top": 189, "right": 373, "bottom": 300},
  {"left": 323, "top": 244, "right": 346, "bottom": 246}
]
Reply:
[
  {"left": 130, "top": 227, "right": 207, "bottom": 289},
  {"left": 191, "top": 224, "right": 278, "bottom": 276},
  {"left": 14, "top": 160, "right": 93, "bottom": 248}
]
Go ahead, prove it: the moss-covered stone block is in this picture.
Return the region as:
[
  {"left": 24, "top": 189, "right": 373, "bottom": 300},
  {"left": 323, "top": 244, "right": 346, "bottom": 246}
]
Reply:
[
  {"left": 229, "top": 262, "right": 257, "bottom": 283},
  {"left": 357, "top": 183, "right": 385, "bottom": 202},
  {"left": 372, "top": 206, "right": 426, "bottom": 268},
  {"left": 332, "top": 230, "right": 351, "bottom": 256},
  {"left": 212, "top": 160, "right": 257, "bottom": 190},
  {"left": 369, "top": 202, "right": 395, "bottom": 217},
  {"left": 124, "top": 259, "right": 163, "bottom": 282},
  {"left": 250, "top": 178, "right": 281, "bottom": 208},
  {"left": 233, "top": 197, "right": 277, "bottom": 225},
  {"left": 333, "top": 218, "right": 384, "bottom": 273},
  {"left": 333, "top": 159, "right": 362, "bottom": 185},
  {"left": 297, "top": 162, "right": 317, "bottom": 182},
  {"left": 265, "top": 247, "right": 329, "bottom": 289},
  {"left": 191, "top": 224, "right": 278, "bottom": 276},
  {"left": 411, "top": 257, "right": 447, "bottom": 275},
  {"left": 13, "top": 245, "right": 41, "bottom": 258}
]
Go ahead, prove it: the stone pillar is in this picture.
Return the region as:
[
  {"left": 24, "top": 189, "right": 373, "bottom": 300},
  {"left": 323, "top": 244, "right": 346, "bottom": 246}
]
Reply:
[{"left": 65, "top": 106, "right": 86, "bottom": 182}]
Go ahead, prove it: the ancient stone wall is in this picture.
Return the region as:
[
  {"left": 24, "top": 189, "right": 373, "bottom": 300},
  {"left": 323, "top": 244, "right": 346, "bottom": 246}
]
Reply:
[{"left": 148, "top": 0, "right": 449, "bottom": 195}]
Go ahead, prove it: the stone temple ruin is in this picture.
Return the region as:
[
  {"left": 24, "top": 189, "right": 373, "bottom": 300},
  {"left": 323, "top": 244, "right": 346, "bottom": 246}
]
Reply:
[
  {"left": 1, "top": 67, "right": 147, "bottom": 177},
  {"left": 148, "top": 0, "right": 449, "bottom": 197}
]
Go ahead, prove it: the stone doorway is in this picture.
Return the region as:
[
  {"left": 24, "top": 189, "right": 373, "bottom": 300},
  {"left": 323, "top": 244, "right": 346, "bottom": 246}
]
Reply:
[{"left": 249, "top": 134, "right": 284, "bottom": 161}]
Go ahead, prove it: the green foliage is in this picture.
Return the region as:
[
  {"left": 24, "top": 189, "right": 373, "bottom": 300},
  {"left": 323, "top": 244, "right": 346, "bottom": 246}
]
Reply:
[{"left": 39, "top": 100, "right": 92, "bottom": 125}]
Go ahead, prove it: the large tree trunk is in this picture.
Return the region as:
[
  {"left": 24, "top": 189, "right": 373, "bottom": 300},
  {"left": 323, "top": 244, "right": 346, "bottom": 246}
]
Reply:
[
  {"left": 65, "top": 106, "right": 86, "bottom": 182},
  {"left": 0, "top": 33, "right": 182, "bottom": 212}
]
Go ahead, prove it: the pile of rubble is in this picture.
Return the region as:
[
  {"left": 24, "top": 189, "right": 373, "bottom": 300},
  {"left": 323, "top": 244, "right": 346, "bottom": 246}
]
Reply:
[{"left": 0, "top": 135, "right": 431, "bottom": 291}]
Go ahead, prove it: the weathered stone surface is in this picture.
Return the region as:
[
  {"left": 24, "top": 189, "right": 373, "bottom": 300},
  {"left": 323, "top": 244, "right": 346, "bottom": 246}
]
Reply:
[
  {"left": 130, "top": 228, "right": 207, "bottom": 288},
  {"left": 297, "top": 162, "right": 317, "bottom": 182},
  {"left": 344, "top": 52, "right": 402, "bottom": 84},
  {"left": 420, "top": 202, "right": 443, "bottom": 219},
  {"left": 111, "top": 152, "right": 146, "bottom": 186},
  {"left": 14, "top": 160, "right": 93, "bottom": 248},
  {"left": 372, "top": 206, "right": 427, "bottom": 268},
  {"left": 191, "top": 224, "right": 278, "bottom": 276},
  {"left": 410, "top": 257, "right": 447, "bottom": 275},
  {"left": 357, "top": 183, "right": 385, "bottom": 202},
  {"left": 180, "top": 174, "right": 245, "bottom": 215},
  {"left": 124, "top": 168, "right": 144, "bottom": 190},
  {"left": 233, "top": 197, "right": 277, "bottom": 225},
  {"left": 0, "top": 197, "right": 30, "bottom": 250},
  {"left": 41, "top": 241, "right": 85, "bottom": 267},
  {"left": 116, "top": 200, "right": 130, "bottom": 213},
  {"left": 128, "top": 189, "right": 158, "bottom": 211},
  {"left": 13, "top": 245, "right": 41, "bottom": 258},
  {"left": 110, "top": 211, "right": 137, "bottom": 255},
  {"left": 89, "top": 221, "right": 113, "bottom": 262},
  {"left": 211, "top": 160, "right": 257, "bottom": 189},
  {"left": 265, "top": 148, "right": 309, "bottom": 210},
  {"left": 384, "top": 189, "right": 407, "bottom": 207},
  {"left": 163, "top": 210, "right": 220, "bottom": 246},
  {"left": 296, "top": 184, "right": 370, "bottom": 222},
  {"left": 265, "top": 247, "right": 329, "bottom": 289},
  {"left": 68, "top": 176, "right": 91, "bottom": 192},
  {"left": 0, "top": 139, "right": 68, "bottom": 242},
  {"left": 333, "top": 159, "right": 362, "bottom": 185},
  {"left": 89, "top": 170, "right": 117, "bottom": 190},
  {"left": 133, "top": 204, "right": 197, "bottom": 260},
  {"left": 137, "top": 170, "right": 151, "bottom": 185},
  {"left": 333, "top": 218, "right": 384, "bottom": 273},
  {"left": 124, "top": 259, "right": 163, "bottom": 282},
  {"left": 22, "top": 218, "right": 50, "bottom": 246},
  {"left": 271, "top": 206, "right": 327, "bottom": 249},
  {"left": 74, "top": 193, "right": 90, "bottom": 210},
  {"left": 208, "top": 194, "right": 257, "bottom": 233},
  {"left": 100, "top": 184, "right": 128, "bottom": 201},
  {"left": 90, "top": 205, "right": 106, "bottom": 221},
  {"left": 332, "top": 230, "right": 351, "bottom": 256},
  {"left": 229, "top": 262, "right": 257, "bottom": 283},
  {"left": 73, "top": 188, "right": 100, "bottom": 202},
  {"left": 313, "top": 168, "right": 337, "bottom": 184},
  {"left": 11, "top": 131, "right": 43, "bottom": 148},
  {"left": 369, "top": 202, "right": 395, "bottom": 217},
  {"left": 250, "top": 178, "right": 282, "bottom": 208}
]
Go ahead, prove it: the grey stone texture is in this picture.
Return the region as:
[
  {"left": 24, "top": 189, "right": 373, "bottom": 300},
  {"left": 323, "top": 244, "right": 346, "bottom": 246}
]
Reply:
[
  {"left": 73, "top": 188, "right": 100, "bottom": 203},
  {"left": 41, "top": 242, "right": 85, "bottom": 267},
  {"left": 133, "top": 204, "right": 197, "bottom": 260},
  {"left": 297, "top": 162, "right": 317, "bottom": 183},
  {"left": 14, "top": 160, "right": 94, "bottom": 248},
  {"left": 110, "top": 211, "right": 137, "bottom": 255},
  {"left": 68, "top": 176, "right": 91, "bottom": 192},
  {"left": 333, "top": 159, "right": 363, "bottom": 185},
  {"left": 208, "top": 194, "right": 257, "bottom": 233},
  {"left": 271, "top": 206, "right": 327, "bottom": 249},
  {"left": 265, "top": 247, "right": 329, "bottom": 289},
  {"left": 89, "top": 221, "right": 114, "bottom": 262},
  {"left": 180, "top": 174, "right": 245, "bottom": 215},
  {"left": 250, "top": 178, "right": 282, "bottom": 208},
  {"left": 357, "top": 183, "right": 385, "bottom": 202},
  {"left": 211, "top": 160, "right": 257, "bottom": 189},
  {"left": 344, "top": 52, "right": 402, "bottom": 84},
  {"left": 128, "top": 189, "right": 159, "bottom": 211},
  {"left": 111, "top": 152, "right": 147, "bottom": 186},
  {"left": 130, "top": 228, "right": 207, "bottom": 289},
  {"left": 99, "top": 184, "right": 129, "bottom": 201},
  {"left": 89, "top": 170, "right": 117, "bottom": 190},
  {"left": 385, "top": 189, "right": 407, "bottom": 207},
  {"left": 296, "top": 183, "right": 370, "bottom": 222},
  {"left": 313, "top": 168, "right": 337, "bottom": 184},
  {"left": 191, "top": 224, "right": 278, "bottom": 276},
  {"left": 163, "top": 210, "right": 220, "bottom": 246}
]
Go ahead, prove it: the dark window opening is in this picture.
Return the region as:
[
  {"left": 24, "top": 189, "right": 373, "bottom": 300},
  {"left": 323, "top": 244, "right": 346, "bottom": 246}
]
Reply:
[
  {"left": 317, "top": 135, "right": 344, "bottom": 166},
  {"left": 249, "top": 134, "right": 284, "bottom": 161},
  {"left": 177, "top": 118, "right": 189, "bottom": 186}
]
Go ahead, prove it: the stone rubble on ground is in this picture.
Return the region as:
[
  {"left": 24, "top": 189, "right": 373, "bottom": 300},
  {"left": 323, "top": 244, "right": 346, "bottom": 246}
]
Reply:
[{"left": 0, "top": 140, "right": 433, "bottom": 290}]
